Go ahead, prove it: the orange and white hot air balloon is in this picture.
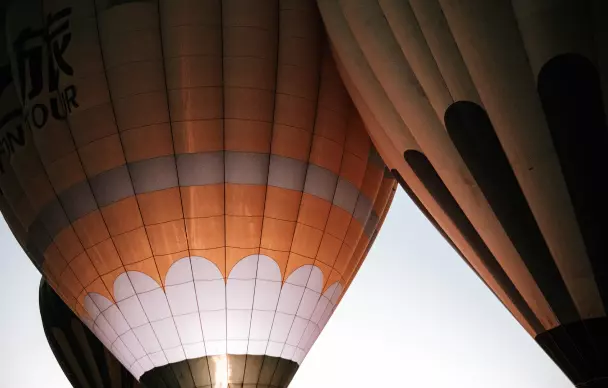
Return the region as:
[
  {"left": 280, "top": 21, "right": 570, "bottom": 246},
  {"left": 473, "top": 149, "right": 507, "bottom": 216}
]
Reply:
[{"left": 0, "top": 0, "right": 394, "bottom": 386}]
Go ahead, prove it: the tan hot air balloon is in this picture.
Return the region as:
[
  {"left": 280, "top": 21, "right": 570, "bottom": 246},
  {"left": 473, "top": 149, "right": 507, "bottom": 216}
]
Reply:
[
  {"left": 318, "top": 1, "right": 608, "bottom": 387},
  {"left": 0, "top": 0, "right": 395, "bottom": 386}
]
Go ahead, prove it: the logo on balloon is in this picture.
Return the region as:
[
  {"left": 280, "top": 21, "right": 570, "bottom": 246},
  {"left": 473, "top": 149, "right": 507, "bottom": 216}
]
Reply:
[
  {"left": 0, "top": 105, "right": 23, "bottom": 175},
  {"left": 13, "top": 6, "right": 79, "bottom": 126},
  {"left": 0, "top": 6, "right": 79, "bottom": 174}
]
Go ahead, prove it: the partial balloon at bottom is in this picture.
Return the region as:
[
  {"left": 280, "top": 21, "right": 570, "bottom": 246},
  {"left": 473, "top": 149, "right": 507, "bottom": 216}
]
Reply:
[{"left": 39, "top": 279, "right": 142, "bottom": 388}]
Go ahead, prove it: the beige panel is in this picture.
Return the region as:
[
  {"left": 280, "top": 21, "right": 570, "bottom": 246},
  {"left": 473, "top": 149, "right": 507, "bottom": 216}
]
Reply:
[
  {"left": 324, "top": 0, "right": 559, "bottom": 328},
  {"left": 407, "top": 0, "right": 480, "bottom": 104},
  {"left": 512, "top": 0, "right": 595, "bottom": 78},
  {"left": 513, "top": 0, "right": 602, "bottom": 321},
  {"left": 440, "top": 0, "right": 603, "bottom": 320},
  {"left": 376, "top": 0, "right": 454, "bottom": 121},
  {"left": 334, "top": 55, "right": 409, "bottom": 173},
  {"left": 317, "top": 0, "right": 418, "bottom": 154}
]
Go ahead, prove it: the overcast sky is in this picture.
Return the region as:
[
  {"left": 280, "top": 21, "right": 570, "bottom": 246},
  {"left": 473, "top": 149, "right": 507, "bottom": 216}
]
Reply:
[{"left": 0, "top": 189, "right": 573, "bottom": 387}]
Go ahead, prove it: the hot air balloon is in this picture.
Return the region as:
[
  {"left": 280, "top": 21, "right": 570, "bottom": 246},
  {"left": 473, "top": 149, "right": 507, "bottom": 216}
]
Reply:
[
  {"left": 0, "top": 0, "right": 395, "bottom": 385},
  {"left": 40, "top": 279, "right": 143, "bottom": 388},
  {"left": 318, "top": 1, "right": 608, "bottom": 387}
]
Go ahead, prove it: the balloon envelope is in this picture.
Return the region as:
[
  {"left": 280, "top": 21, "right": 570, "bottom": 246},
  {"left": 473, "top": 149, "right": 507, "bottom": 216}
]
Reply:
[
  {"left": 318, "top": 1, "right": 608, "bottom": 386},
  {"left": 0, "top": 0, "right": 394, "bottom": 385}
]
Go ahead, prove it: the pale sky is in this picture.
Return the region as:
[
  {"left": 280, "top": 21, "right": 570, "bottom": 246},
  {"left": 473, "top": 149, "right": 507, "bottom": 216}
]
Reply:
[{"left": 0, "top": 189, "right": 573, "bottom": 387}]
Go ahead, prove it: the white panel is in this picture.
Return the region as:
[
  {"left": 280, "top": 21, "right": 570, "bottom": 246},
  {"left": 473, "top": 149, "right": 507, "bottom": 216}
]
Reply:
[
  {"left": 134, "top": 362, "right": 145, "bottom": 376},
  {"left": 306, "top": 266, "right": 323, "bottom": 293},
  {"left": 324, "top": 282, "right": 339, "bottom": 300},
  {"left": 130, "top": 363, "right": 143, "bottom": 379},
  {"left": 109, "top": 343, "right": 126, "bottom": 367},
  {"left": 84, "top": 295, "right": 101, "bottom": 319},
  {"left": 257, "top": 255, "right": 281, "bottom": 281},
  {"left": 133, "top": 324, "right": 162, "bottom": 353},
  {"left": 293, "top": 348, "right": 306, "bottom": 364},
  {"left": 95, "top": 314, "right": 118, "bottom": 343},
  {"left": 227, "top": 310, "right": 251, "bottom": 339},
  {"left": 125, "top": 364, "right": 137, "bottom": 380},
  {"left": 93, "top": 325, "right": 111, "bottom": 349},
  {"left": 191, "top": 256, "right": 223, "bottom": 280},
  {"left": 75, "top": 262, "right": 333, "bottom": 368},
  {"left": 183, "top": 342, "right": 206, "bottom": 359},
  {"left": 165, "top": 346, "right": 186, "bottom": 363},
  {"left": 269, "top": 312, "right": 294, "bottom": 343},
  {"left": 82, "top": 317, "right": 94, "bottom": 331},
  {"left": 226, "top": 279, "right": 255, "bottom": 309},
  {"left": 276, "top": 283, "right": 304, "bottom": 314},
  {"left": 323, "top": 282, "right": 337, "bottom": 295},
  {"left": 114, "top": 273, "right": 136, "bottom": 301},
  {"left": 138, "top": 356, "right": 154, "bottom": 373},
  {"left": 266, "top": 341, "right": 283, "bottom": 357},
  {"left": 204, "top": 340, "right": 226, "bottom": 356},
  {"left": 200, "top": 310, "right": 226, "bottom": 340},
  {"left": 165, "top": 257, "right": 193, "bottom": 285},
  {"left": 287, "top": 316, "right": 308, "bottom": 346},
  {"left": 312, "top": 327, "right": 322, "bottom": 348},
  {"left": 195, "top": 280, "right": 225, "bottom": 310},
  {"left": 166, "top": 282, "right": 198, "bottom": 315},
  {"left": 281, "top": 344, "right": 296, "bottom": 360},
  {"left": 296, "top": 288, "right": 320, "bottom": 319},
  {"left": 227, "top": 340, "right": 248, "bottom": 354},
  {"left": 117, "top": 295, "right": 149, "bottom": 328},
  {"left": 252, "top": 280, "right": 281, "bottom": 311},
  {"left": 319, "top": 304, "right": 335, "bottom": 329},
  {"left": 174, "top": 313, "right": 204, "bottom": 344},
  {"left": 228, "top": 254, "right": 258, "bottom": 279},
  {"left": 304, "top": 327, "right": 321, "bottom": 352},
  {"left": 310, "top": 295, "right": 329, "bottom": 324},
  {"left": 285, "top": 265, "right": 312, "bottom": 286},
  {"left": 128, "top": 271, "right": 160, "bottom": 293},
  {"left": 149, "top": 350, "right": 168, "bottom": 367},
  {"left": 103, "top": 305, "right": 130, "bottom": 335},
  {"left": 109, "top": 346, "right": 126, "bottom": 366},
  {"left": 247, "top": 340, "right": 267, "bottom": 355},
  {"left": 139, "top": 288, "right": 171, "bottom": 321},
  {"left": 112, "top": 337, "right": 135, "bottom": 366},
  {"left": 249, "top": 310, "right": 274, "bottom": 340},
  {"left": 330, "top": 284, "right": 343, "bottom": 304},
  {"left": 298, "top": 321, "right": 316, "bottom": 349},
  {"left": 152, "top": 317, "right": 181, "bottom": 349},
  {"left": 89, "top": 293, "right": 113, "bottom": 312},
  {"left": 120, "top": 330, "right": 146, "bottom": 359}
]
